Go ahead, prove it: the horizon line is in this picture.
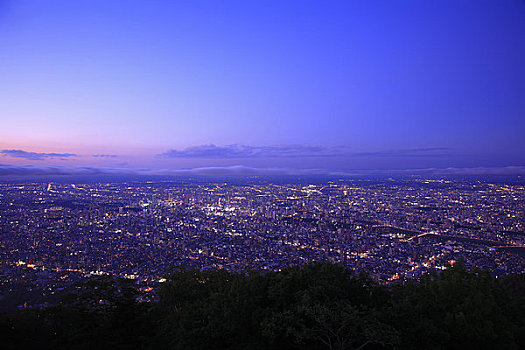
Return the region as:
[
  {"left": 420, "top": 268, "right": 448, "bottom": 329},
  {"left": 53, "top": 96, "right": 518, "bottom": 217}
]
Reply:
[{"left": 1, "top": 164, "right": 525, "bottom": 177}]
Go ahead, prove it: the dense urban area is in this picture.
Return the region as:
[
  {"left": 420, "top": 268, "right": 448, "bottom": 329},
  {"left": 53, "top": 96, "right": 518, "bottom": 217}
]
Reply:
[{"left": 1, "top": 176, "right": 524, "bottom": 310}]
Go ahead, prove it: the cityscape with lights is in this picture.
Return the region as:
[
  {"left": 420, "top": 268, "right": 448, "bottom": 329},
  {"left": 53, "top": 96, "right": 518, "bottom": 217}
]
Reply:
[{"left": 1, "top": 176, "right": 524, "bottom": 311}]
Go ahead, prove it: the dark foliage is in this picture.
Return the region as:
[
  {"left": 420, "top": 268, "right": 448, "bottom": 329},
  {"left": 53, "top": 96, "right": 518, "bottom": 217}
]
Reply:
[{"left": 2, "top": 263, "right": 524, "bottom": 349}]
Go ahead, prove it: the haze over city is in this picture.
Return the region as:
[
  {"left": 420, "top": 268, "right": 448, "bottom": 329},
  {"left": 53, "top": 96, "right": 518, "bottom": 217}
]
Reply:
[{"left": 1, "top": 0, "right": 524, "bottom": 175}]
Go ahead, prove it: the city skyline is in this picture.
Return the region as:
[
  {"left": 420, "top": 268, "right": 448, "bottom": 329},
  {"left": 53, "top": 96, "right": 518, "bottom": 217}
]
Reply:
[{"left": 1, "top": 1, "right": 524, "bottom": 174}]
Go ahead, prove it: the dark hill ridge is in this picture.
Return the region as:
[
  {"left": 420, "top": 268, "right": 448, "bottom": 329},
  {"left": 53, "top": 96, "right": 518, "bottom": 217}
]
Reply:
[{"left": 2, "top": 262, "right": 525, "bottom": 350}]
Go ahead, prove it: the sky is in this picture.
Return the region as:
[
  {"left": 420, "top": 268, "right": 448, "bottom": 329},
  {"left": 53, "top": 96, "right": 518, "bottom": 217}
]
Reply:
[{"left": 1, "top": 0, "right": 524, "bottom": 175}]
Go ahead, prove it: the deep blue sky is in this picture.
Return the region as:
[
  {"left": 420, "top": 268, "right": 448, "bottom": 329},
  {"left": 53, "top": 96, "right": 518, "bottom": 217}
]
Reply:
[{"left": 1, "top": 0, "right": 524, "bottom": 173}]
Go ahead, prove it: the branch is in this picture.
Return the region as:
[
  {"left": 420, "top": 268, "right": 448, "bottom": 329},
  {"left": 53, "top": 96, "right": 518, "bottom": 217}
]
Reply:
[{"left": 356, "top": 339, "right": 383, "bottom": 350}]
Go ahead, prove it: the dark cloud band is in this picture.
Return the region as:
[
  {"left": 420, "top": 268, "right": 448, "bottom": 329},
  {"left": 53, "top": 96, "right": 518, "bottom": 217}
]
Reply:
[
  {"left": 0, "top": 164, "right": 524, "bottom": 177},
  {"left": 158, "top": 144, "right": 451, "bottom": 159},
  {"left": 1, "top": 149, "right": 77, "bottom": 161},
  {"left": 92, "top": 154, "right": 118, "bottom": 158}
]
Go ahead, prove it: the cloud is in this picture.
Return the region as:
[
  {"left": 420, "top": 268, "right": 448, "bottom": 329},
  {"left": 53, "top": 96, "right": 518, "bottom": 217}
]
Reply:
[
  {"left": 92, "top": 154, "right": 118, "bottom": 158},
  {"left": 0, "top": 164, "right": 524, "bottom": 177},
  {"left": 158, "top": 144, "right": 342, "bottom": 158},
  {"left": 0, "top": 165, "right": 125, "bottom": 176},
  {"left": 0, "top": 164, "right": 342, "bottom": 177},
  {"left": 1, "top": 149, "right": 77, "bottom": 161},
  {"left": 403, "top": 166, "right": 525, "bottom": 176},
  {"left": 354, "top": 147, "right": 451, "bottom": 158},
  {"left": 158, "top": 144, "right": 452, "bottom": 159},
  {"left": 162, "top": 165, "right": 332, "bottom": 176}
]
